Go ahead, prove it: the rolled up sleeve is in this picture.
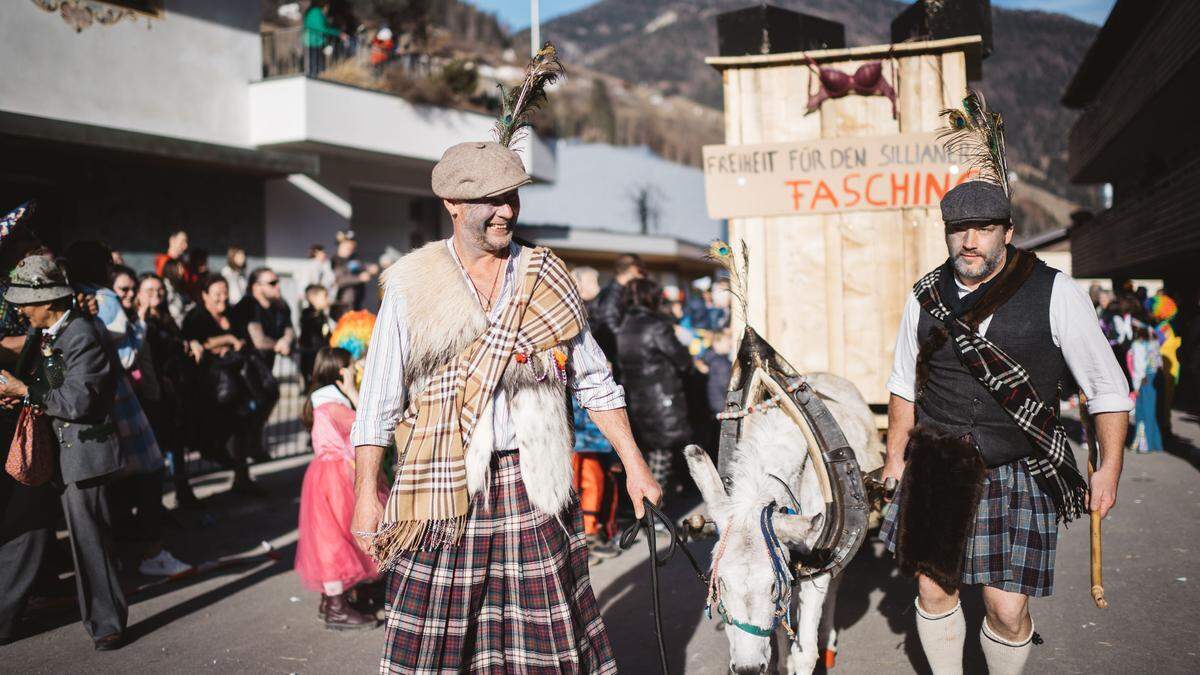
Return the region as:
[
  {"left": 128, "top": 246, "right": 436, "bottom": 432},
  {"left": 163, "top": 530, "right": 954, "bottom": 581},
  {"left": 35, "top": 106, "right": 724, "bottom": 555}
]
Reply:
[
  {"left": 569, "top": 325, "right": 625, "bottom": 411},
  {"left": 886, "top": 293, "right": 921, "bottom": 403},
  {"left": 1050, "top": 274, "right": 1132, "bottom": 415},
  {"left": 350, "top": 290, "right": 408, "bottom": 447}
]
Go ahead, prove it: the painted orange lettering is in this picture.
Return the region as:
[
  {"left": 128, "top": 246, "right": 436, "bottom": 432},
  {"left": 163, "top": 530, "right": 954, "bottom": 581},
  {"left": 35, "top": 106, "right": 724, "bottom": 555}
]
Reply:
[
  {"left": 811, "top": 180, "right": 839, "bottom": 210},
  {"left": 785, "top": 180, "right": 812, "bottom": 211},
  {"left": 890, "top": 172, "right": 912, "bottom": 207},
  {"left": 842, "top": 173, "right": 862, "bottom": 208},
  {"left": 925, "top": 173, "right": 951, "bottom": 203},
  {"left": 865, "top": 173, "right": 887, "bottom": 206}
]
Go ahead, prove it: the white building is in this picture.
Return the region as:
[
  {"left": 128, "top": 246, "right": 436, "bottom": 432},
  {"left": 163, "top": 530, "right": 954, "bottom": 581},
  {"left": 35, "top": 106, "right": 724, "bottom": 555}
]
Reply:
[
  {"left": 518, "top": 140, "right": 724, "bottom": 284},
  {"left": 0, "top": 1, "right": 540, "bottom": 307},
  {"left": 0, "top": 1, "right": 713, "bottom": 310}
]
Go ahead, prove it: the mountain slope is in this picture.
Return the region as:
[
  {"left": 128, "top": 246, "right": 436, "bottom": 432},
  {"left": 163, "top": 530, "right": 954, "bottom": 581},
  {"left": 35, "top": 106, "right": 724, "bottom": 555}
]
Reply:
[{"left": 528, "top": 0, "right": 1101, "bottom": 226}]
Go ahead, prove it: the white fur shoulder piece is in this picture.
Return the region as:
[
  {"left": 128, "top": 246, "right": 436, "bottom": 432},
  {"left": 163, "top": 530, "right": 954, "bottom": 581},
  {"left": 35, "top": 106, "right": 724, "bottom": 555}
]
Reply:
[{"left": 380, "top": 241, "right": 487, "bottom": 377}]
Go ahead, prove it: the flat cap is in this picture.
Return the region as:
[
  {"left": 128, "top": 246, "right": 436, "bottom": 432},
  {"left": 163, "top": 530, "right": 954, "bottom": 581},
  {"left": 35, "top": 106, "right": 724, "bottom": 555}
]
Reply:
[
  {"left": 940, "top": 180, "right": 1011, "bottom": 226},
  {"left": 431, "top": 141, "right": 532, "bottom": 200}
]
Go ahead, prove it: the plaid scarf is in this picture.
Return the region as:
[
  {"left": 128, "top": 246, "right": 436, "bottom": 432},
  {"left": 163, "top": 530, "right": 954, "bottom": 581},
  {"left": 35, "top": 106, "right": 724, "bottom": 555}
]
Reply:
[
  {"left": 913, "top": 251, "right": 1088, "bottom": 522},
  {"left": 371, "top": 246, "right": 585, "bottom": 564}
]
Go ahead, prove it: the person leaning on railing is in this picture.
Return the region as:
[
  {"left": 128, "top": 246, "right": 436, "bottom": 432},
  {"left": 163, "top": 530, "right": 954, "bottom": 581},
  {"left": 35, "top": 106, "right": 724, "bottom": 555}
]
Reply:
[{"left": 303, "top": 0, "right": 347, "bottom": 77}]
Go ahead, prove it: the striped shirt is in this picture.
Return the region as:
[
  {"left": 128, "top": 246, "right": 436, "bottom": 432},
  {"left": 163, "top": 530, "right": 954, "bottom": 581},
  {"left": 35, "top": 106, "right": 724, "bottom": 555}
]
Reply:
[{"left": 350, "top": 240, "right": 624, "bottom": 450}]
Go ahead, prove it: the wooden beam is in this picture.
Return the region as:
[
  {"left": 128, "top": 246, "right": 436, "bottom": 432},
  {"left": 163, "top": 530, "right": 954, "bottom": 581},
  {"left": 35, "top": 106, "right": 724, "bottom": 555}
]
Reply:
[{"left": 707, "top": 36, "right": 983, "bottom": 79}]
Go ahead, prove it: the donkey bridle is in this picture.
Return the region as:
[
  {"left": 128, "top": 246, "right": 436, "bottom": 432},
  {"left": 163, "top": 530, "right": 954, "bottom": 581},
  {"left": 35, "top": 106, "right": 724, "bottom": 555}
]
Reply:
[
  {"left": 710, "top": 501, "right": 802, "bottom": 642},
  {"left": 620, "top": 497, "right": 815, "bottom": 674}
]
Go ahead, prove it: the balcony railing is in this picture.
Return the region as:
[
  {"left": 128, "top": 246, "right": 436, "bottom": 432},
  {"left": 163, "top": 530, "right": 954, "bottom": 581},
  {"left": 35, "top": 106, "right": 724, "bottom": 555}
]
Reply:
[{"left": 261, "top": 26, "right": 447, "bottom": 82}]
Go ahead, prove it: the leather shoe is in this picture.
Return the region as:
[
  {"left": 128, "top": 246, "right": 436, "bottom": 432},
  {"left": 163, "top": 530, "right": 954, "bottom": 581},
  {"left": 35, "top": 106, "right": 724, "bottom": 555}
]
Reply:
[
  {"left": 323, "top": 593, "right": 376, "bottom": 631},
  {"left": 94, "top": 633, "right": 125, "bottom": 651}
]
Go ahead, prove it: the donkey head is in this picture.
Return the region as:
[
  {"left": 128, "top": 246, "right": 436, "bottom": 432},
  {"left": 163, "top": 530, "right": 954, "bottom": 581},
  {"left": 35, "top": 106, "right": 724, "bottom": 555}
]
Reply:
[{"left": 684, "top": 438, "right": 824, "bottom": 674}]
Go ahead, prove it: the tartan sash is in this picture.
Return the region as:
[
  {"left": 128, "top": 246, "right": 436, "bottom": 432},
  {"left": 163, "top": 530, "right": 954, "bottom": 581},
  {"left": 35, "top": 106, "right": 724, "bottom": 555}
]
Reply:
[
  {"left": 372, "top": 246, "right": 585, "bottom": 563},
  {"left": 913, "top": 261, "right": 1088, "bottom": 522}
]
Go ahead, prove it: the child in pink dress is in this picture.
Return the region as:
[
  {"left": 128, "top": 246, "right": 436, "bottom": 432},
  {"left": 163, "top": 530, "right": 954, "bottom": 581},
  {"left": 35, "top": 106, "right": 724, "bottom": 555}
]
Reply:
[{"left": 295, "top": 347, "right": 381, "bottom": 630}]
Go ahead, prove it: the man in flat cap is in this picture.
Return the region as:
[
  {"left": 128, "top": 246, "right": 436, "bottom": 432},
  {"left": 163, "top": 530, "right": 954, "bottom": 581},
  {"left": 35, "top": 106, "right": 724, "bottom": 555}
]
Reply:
[
  {"left": 878, "top": 175, "right": 1130, "bottom": 674},
  {"left": 350, "top": 137, "right": 660, "bottom": 672}
]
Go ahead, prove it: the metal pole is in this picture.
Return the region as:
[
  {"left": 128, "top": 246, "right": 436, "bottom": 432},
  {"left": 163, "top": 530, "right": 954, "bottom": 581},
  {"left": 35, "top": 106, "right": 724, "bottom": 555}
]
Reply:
[{"left": 530, "top": 0, "right": 540, "bottom": 57}]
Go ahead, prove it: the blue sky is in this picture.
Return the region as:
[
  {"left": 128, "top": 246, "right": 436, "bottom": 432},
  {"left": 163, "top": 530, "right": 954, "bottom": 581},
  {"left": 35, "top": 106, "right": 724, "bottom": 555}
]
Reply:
[{"left": 471, "top": 1, "right": 1117, "bottom": 30}]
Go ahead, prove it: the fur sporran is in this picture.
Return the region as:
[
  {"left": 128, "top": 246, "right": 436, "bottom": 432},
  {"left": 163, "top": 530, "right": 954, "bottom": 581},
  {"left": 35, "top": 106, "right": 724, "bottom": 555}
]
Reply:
[
  {"left": 6, "top": 405, "right": 54, "bottom": 486},
  {"left": 895, "top": 426, "right": 987, "bottom": 592}
]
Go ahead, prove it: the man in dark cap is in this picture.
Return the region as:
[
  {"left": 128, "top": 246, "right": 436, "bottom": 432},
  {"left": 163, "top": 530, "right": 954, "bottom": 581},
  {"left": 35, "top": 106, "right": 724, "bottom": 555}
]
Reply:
[
  {"left": 877, "top": 179, "right": 1130, "bottom": 674},
  {"left": 349, "top": 138, "right": 661, "bottom": 672}
]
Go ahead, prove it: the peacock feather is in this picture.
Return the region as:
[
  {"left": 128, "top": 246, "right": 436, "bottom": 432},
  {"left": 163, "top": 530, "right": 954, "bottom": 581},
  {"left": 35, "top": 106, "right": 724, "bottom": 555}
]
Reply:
[
  {"left": 707, "top": 239, "right": 751, "bottom": 327},
  {"left": 938, "top": 89, "right": 1010, "bottom": 196},
  {"left": 493, "top": 43, "right": 565, "bottom": 148}
]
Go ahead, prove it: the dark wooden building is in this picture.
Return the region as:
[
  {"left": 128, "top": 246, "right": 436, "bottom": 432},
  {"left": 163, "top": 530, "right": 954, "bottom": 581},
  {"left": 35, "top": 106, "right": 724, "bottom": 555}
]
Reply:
[
  {"left": 1063, "top": 0, "right": 1200, "bottom": 396},
  {"left": 1062, "top": 0, "right": 1200, "bottom": 287}
]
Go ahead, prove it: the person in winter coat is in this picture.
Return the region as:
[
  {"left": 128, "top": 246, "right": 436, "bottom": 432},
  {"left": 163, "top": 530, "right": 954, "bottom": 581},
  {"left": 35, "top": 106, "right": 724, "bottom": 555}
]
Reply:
[
  {"left": 591, "top": 253, "right": 643, "bottom": 376},
  {"left": 616, "top": 277, "right": 696, "bottom": 496}
]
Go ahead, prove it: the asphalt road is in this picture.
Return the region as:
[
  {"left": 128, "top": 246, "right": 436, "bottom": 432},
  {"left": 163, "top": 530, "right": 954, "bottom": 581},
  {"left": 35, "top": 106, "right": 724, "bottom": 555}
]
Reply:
[{"left": 4, "top": 413, "right": 1199, "bottom": 674}]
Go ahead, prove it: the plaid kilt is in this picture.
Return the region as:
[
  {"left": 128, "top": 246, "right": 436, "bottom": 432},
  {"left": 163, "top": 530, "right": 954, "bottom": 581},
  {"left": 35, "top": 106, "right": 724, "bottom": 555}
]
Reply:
[
  {"left": 380, "top": 451, "right": 617, "bottom": 674},
  {"left": 880, "top": 459, "right": 1058, "bottom": 597}
]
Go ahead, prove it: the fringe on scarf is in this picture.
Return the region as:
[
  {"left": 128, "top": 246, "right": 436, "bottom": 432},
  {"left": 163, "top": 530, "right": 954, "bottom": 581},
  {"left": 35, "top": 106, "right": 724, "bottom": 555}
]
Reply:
[{"left": 370, "top": 516, "right": 468, "bottom": 570}]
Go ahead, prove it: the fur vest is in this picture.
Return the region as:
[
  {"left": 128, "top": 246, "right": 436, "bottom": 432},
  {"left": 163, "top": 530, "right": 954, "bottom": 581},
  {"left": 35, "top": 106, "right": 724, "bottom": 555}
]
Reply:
[{"left": 380, "top": 241, "right": 575, "bottom": 517}]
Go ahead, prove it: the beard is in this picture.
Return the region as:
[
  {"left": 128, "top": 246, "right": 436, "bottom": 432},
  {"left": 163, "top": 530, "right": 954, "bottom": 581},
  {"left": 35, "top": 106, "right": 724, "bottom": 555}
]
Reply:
[
  {"left": 951, "top": 243, "right": 1006, "bottom": 281},
  {"left": 950, "top": 240, "right": 1008, "bottom": 279}
]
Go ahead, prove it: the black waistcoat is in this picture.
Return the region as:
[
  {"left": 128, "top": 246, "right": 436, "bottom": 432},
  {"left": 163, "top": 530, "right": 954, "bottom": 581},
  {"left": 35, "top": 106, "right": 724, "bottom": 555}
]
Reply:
[{"left": 915, "top": 262, "right": 1065, "bottom": 467}]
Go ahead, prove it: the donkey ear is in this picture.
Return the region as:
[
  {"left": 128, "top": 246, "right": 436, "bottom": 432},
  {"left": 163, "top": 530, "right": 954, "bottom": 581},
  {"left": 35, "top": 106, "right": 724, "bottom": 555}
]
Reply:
[
  {"left": 774, "top": 512, "right": 824, "bottom": 553},
  {"left": 683, "top": 444, "right": 728, "bottom": 515}
]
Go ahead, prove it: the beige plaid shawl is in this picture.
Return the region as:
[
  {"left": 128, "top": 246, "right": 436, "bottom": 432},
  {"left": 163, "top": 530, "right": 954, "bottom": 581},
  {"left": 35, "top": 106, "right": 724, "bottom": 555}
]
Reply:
[{"left": 371, "top": 246, "right": 584, "bottom": 563}]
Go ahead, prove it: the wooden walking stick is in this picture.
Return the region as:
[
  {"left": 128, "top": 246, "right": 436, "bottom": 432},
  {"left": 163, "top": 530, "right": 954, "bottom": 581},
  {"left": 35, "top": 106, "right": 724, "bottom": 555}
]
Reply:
[{"left": 1080, "top": 400, "right": 1109, "bottom": 609}]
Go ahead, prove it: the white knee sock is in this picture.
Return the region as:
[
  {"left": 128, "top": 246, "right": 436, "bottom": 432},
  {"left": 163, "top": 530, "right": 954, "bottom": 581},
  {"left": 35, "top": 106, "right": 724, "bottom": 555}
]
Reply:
[
  {"left": 915, "top": 598, "right": 965, "bottom": 675},
  {"left": 980, "top": 617, "right": 1033, "bottom": 675}
]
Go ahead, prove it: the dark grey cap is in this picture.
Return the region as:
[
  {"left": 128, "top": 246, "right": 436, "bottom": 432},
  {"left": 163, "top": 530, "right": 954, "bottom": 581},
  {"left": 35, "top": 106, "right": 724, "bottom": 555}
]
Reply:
[{"left": 940, "top": 181, "right": 1011, "bottom": 226}]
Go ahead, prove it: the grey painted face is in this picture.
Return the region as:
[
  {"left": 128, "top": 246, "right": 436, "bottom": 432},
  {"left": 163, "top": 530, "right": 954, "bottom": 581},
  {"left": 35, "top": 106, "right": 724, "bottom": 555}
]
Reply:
[{"left": 455, "top": 191, "right": 520, "bottom": 254}]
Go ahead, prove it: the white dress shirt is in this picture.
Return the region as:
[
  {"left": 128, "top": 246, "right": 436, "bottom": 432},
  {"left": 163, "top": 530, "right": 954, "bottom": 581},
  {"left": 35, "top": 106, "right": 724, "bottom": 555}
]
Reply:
[
  {"left": 350, "top": 240, "right": 624, "bottom": 450},
  {"left": 887, "top": 272, "right": 1132, "bottom": 415}
]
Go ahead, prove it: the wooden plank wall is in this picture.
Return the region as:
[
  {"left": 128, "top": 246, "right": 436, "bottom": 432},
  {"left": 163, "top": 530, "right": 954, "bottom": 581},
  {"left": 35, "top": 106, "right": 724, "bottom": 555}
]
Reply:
[{"left": 724, "top": 47, "right": 968, "bottom": 406}]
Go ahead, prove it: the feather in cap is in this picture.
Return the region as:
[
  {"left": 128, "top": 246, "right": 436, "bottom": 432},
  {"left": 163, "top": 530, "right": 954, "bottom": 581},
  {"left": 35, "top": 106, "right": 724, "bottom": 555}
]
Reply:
[
  {"left": 493, "top": 43, "right": 564, "bottom": 148},
  {"left": 939, "top": 89, "right": 1011, "bottom": 196}
]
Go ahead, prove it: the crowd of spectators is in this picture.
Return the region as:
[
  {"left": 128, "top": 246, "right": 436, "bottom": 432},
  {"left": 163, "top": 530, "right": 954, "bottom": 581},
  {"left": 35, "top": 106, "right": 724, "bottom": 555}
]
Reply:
[
  {"left": 570, "top": 253, "right": 734, "bottom": 561},
  {"left": 0, "top": 205, "right": 384, "bottom": 648},
  {"left": 1091, "top": 282, "right": 1187, "bottom": 453}
]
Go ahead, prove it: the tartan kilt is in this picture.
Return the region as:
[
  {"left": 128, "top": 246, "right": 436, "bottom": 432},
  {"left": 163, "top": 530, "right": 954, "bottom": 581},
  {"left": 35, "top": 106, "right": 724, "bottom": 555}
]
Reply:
[
  {"left": 880, "top": 458, "right": 1058, "bottom": 597},
  {"left": 380, "top": 451, "right": 617, "bottom": 674}
]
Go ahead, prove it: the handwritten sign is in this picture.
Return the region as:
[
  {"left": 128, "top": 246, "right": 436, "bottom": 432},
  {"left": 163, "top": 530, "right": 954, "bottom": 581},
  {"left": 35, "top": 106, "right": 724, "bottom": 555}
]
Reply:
[{"left": 702, "top": 132, "right": 975, "bottom": 219}]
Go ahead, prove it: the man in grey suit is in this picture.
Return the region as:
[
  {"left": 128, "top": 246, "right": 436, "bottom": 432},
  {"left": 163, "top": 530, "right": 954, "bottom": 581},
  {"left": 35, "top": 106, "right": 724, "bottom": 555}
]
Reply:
[{"left": 0, "top": 255, "right": 128, "bottom": 650}]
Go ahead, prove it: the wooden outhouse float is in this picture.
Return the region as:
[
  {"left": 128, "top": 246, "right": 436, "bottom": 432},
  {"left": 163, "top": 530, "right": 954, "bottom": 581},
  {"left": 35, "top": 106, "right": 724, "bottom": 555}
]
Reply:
[{"left": 704, "top": 35, "right": 985, "bottom": 409}]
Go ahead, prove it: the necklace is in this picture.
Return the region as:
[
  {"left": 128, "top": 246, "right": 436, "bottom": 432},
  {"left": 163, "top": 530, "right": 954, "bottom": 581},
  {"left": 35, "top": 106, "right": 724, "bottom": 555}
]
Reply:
[{"left": 456, "top": 243, "right": 504, "bottom": 312}]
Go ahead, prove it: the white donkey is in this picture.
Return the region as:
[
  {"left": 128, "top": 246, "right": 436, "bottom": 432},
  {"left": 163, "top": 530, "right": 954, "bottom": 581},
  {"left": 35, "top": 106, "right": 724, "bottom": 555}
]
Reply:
[{"left": 685, "top": 373, "right": 883, "bottom": 675}]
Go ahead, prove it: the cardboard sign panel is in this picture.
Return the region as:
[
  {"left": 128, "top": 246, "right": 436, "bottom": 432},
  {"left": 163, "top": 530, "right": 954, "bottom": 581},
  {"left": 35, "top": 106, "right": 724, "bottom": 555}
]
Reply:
[{"left": 703, "top": 132, "right": 976, "bottom": 218}]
